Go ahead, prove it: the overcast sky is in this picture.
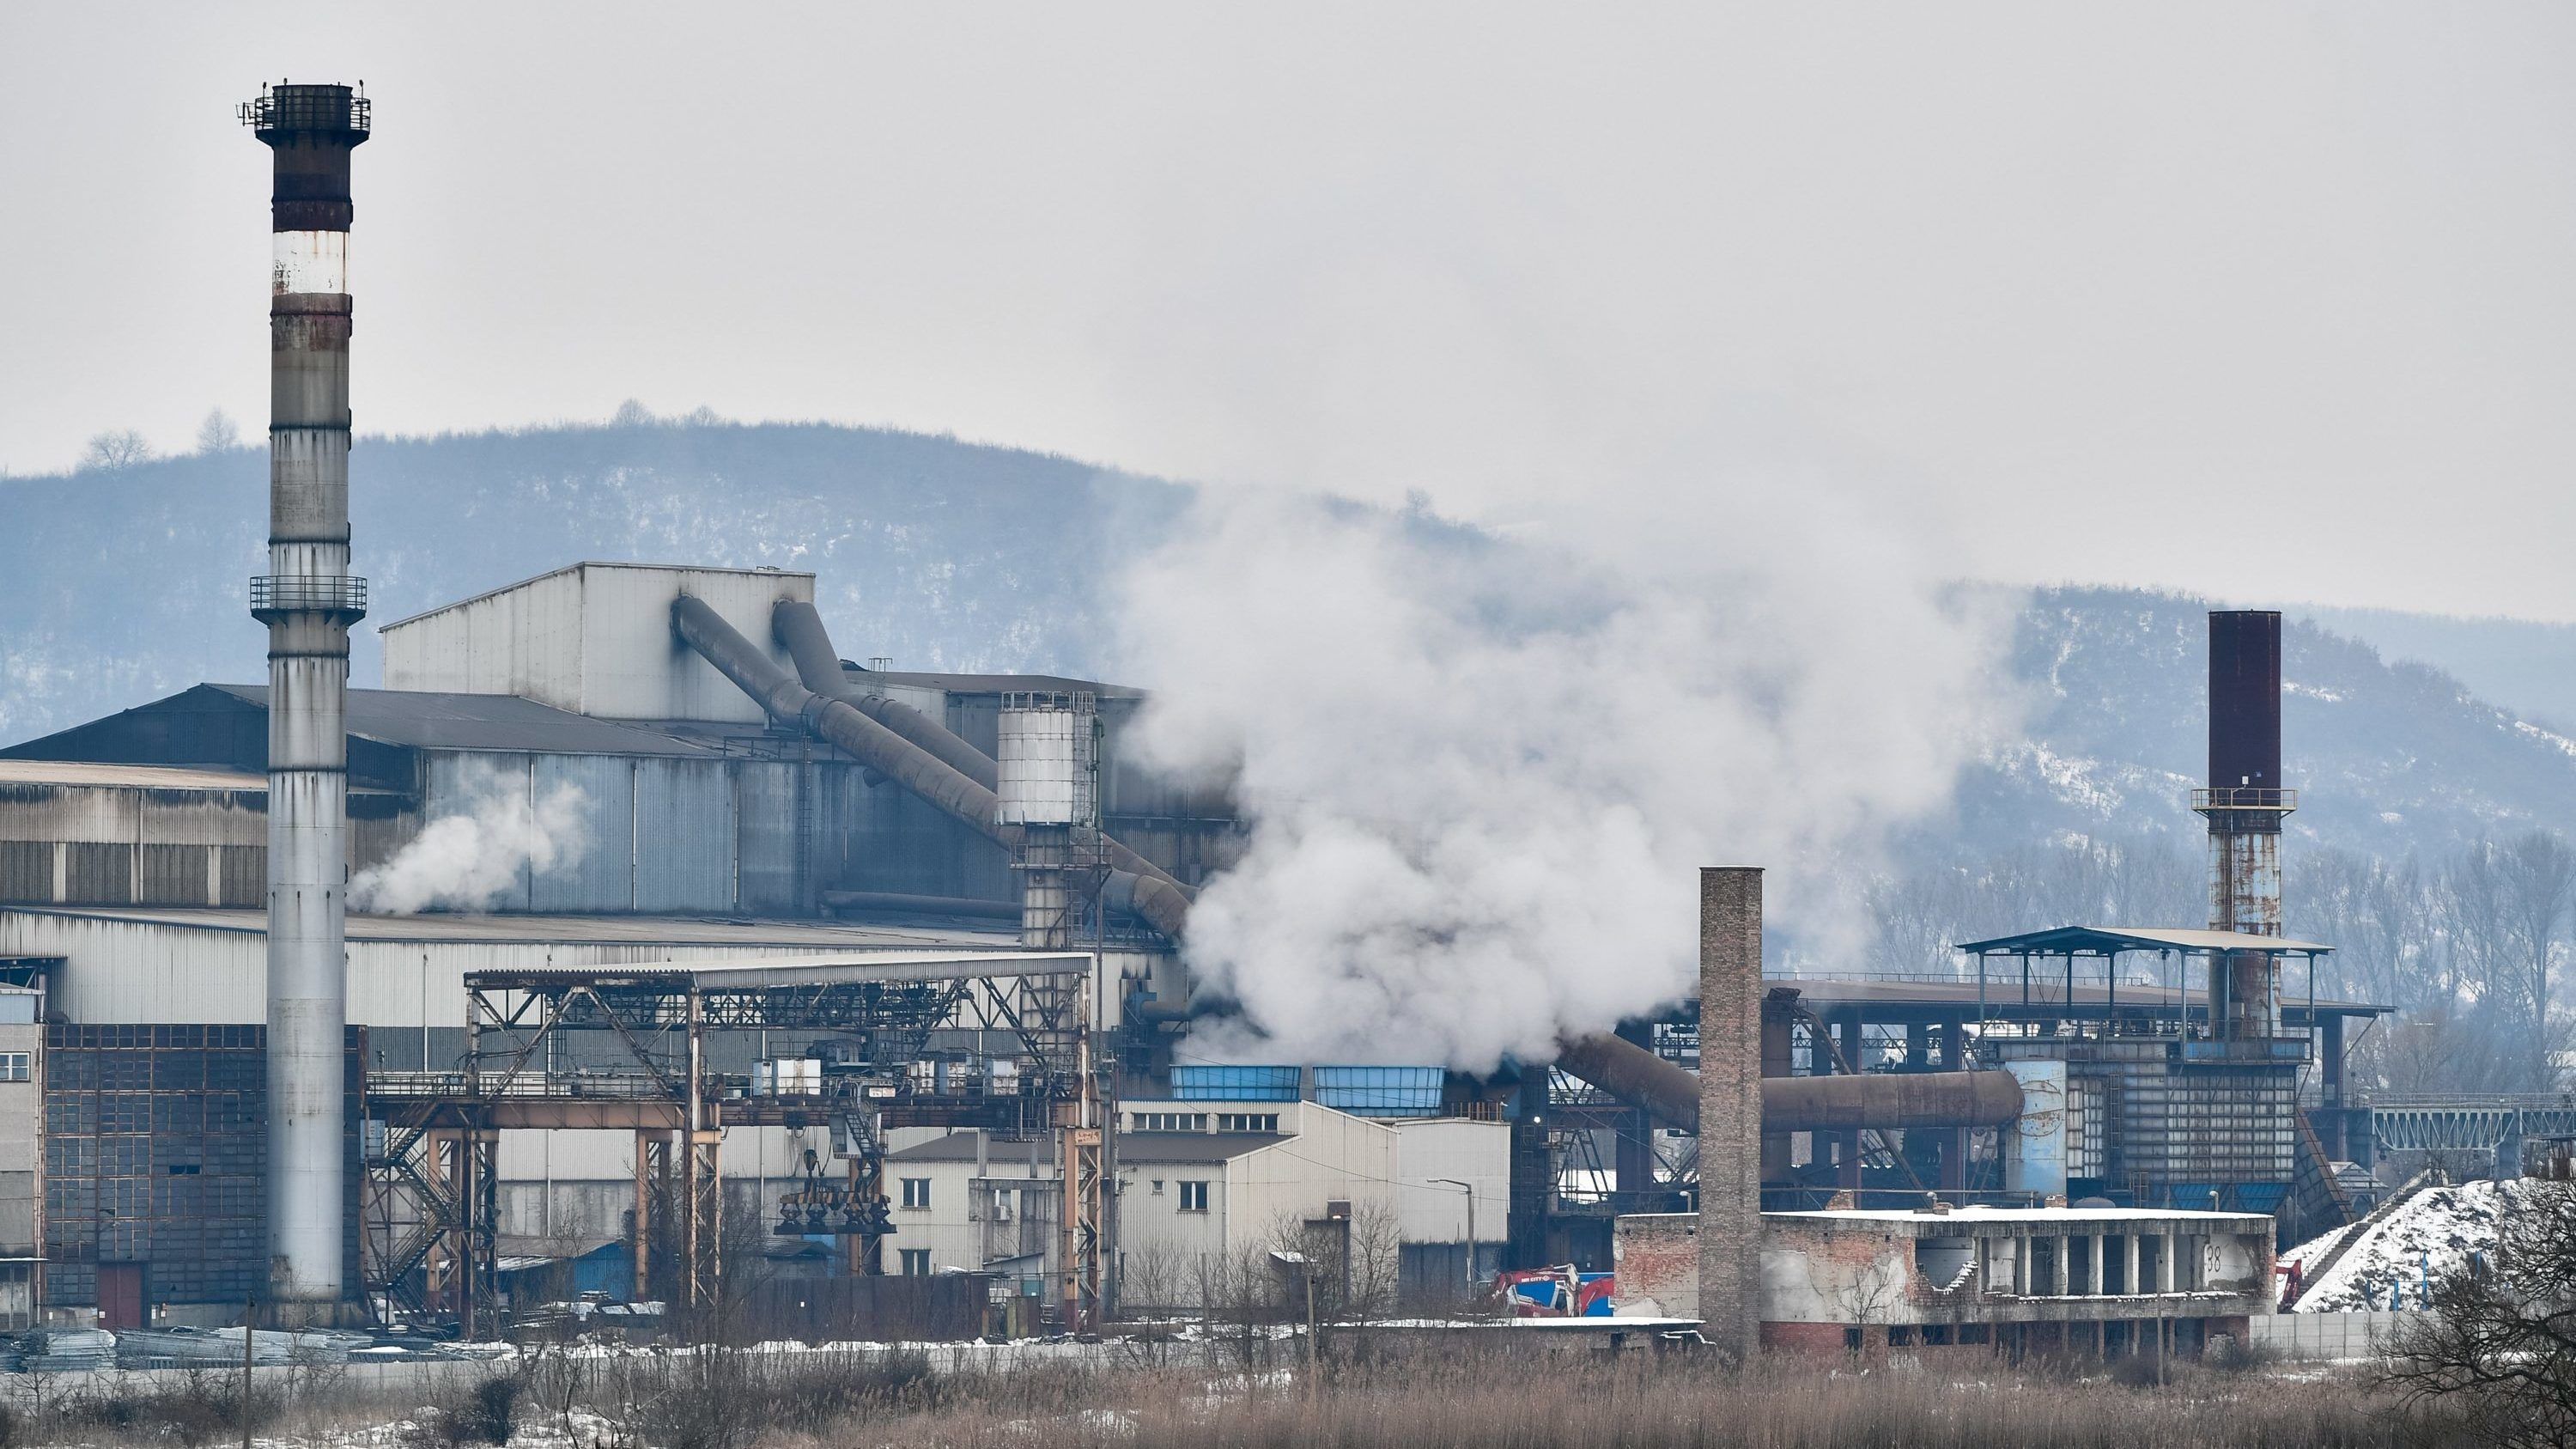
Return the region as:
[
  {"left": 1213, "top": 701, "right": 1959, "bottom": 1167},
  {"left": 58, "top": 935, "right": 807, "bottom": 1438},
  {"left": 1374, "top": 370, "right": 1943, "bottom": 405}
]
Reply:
[{"left": 6, "top": 4, "right": 2574, "bottom": 618}]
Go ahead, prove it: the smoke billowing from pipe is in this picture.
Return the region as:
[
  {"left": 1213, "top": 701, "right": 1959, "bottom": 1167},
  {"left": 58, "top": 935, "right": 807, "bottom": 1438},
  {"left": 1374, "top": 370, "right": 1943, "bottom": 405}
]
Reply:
[
  {"left": 350, "top": 770, "right": 589, "bottom": 914},
  {"left": 1113, "top": 489, "right": 2011, "bottom": 1074}
]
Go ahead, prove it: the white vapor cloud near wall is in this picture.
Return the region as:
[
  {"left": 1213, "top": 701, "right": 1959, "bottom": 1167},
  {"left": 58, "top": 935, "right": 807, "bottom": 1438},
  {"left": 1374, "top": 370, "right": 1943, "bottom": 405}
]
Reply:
[
  {"left": 1112, "top": 487, "right": 2017, "bottom": 1075},
  {"left": 350, "top": 770, "right": 591, "bottom": 915}
]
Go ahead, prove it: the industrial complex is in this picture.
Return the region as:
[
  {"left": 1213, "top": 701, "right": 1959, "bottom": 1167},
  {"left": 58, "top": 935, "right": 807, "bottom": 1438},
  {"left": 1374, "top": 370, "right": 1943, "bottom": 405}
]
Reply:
[{"left": 0, "top": 81, "right": 2429, "bottom": 1361}]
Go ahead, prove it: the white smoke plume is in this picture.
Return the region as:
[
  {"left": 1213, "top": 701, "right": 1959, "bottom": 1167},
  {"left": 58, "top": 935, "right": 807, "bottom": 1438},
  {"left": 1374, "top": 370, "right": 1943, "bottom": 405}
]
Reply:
[
  {"left": 350, "top": 771, "right": 591, "bottom": 915},
  {"left": 1113, "top": 488, "right": 2014, "bottom": 1075}
]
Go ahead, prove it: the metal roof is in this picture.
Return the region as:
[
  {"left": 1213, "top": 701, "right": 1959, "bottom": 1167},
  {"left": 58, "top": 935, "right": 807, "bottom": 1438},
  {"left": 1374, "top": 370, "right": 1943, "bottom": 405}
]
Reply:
[
  {"left": 464, "top": 950, "right": 1093, "bottom": 990},
  {"left": 0, "top": 904, "right": 1013, "bottom": 950},
  {"left": 206, "top": 685, "right": 726, "bottom": 758},
  {"left": 0, "top": 759, "right": 268, "bottom": 790},
  {"left": 1759, "top": 974, "right": 2390, "bottom": 1020},
  {"left": 843, "top": 665, "right": 1145, "bottom": 700},
  {"left": 0, "top": 758, "right": 402, "bottom": 794},
  {"left": 887, "top": 1131, "right": 1288, "bottom": 1166},
  {"left": 1950, "top": 926, "right": 2334, "bottom": 957}
]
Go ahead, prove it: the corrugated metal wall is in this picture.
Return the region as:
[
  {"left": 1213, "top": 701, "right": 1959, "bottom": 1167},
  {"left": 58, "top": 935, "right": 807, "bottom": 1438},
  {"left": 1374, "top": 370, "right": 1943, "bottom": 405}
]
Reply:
[{"left": 0, "top": 780, "right": 414, "bottom": 909}]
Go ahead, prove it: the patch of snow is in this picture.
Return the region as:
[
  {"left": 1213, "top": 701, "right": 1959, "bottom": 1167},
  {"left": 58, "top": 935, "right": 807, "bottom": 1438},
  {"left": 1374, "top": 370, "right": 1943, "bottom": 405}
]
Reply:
[
  {"left": 2513, "top": 720, "right": 2576, "bottom": 761},
  {"left": 2282, "top": 1178, "right": 2561, "bottom": 1312}
]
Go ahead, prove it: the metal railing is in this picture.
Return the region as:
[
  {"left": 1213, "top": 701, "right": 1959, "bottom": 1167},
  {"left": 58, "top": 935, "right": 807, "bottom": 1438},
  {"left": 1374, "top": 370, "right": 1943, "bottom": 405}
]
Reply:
[
  {"left": 249, "top": 574, "right": 368, "bottom": 614},
  {"left": 2365, "top": 1093, "right": 2576, "bottom": 1111},
  {"left": 2191, "top": 787, "right": 2298, "bottom": 812},
  {"left": 240, "top": 87, "right": 371, "bottom": 136},
  {"left": 366, "top": 1068, "right": 672, "bottom": 1101}
]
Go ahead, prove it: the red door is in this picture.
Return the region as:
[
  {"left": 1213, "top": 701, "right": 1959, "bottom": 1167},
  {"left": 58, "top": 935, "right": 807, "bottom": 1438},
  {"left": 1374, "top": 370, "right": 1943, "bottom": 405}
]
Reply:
[{"left": 97, "top": 1263, "right": 144, "bottom": 1330}]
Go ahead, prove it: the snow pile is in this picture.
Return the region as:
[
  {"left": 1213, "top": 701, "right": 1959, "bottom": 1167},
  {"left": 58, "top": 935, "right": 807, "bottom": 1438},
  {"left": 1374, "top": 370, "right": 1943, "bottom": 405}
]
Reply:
[{"left": 2283, "top": 1178, "right": 2555, "bottom": 1312}]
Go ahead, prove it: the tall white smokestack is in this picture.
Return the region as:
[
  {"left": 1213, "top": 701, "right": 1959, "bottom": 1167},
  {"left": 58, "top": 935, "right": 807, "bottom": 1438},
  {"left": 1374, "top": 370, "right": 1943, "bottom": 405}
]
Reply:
[{"left": 243, "top": 81, "right": 369, "bottom": 1320}]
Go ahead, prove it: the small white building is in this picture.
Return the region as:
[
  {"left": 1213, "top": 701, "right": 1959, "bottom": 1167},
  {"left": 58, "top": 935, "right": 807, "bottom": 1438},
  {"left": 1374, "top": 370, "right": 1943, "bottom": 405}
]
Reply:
[{"left": 880, "top": 1099, "right": 1507, "bottom": 1312}]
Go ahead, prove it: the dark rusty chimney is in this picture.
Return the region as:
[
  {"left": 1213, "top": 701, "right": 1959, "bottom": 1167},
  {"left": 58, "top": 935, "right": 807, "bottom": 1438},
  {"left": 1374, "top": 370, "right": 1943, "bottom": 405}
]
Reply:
[{"left": 2195, "top": 611, "right": 2293, "bottom": 1042}]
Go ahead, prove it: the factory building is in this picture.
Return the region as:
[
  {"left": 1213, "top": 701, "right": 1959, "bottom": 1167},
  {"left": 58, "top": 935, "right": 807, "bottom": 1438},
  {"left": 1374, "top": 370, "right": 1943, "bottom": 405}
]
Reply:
[
  {"left": 0, "top": 80, "right": 2395, "bottom": 1352},
  {"left": 0, "top": 554, "right": 1225, "bottom": 1324},
  {"left": 881, "top": 1093, "right": 1507, "bottom": 1312},
  {"left": 1615, "top": 1204, "right": 2278, "bottom": 1356}
]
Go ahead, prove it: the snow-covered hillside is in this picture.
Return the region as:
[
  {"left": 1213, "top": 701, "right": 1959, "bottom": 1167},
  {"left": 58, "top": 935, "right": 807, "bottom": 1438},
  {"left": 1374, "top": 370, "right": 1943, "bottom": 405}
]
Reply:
[
  {"left": 8, "top": 419, "right": 2576, "bottom": 881},
  {"left": 2283, "top": 1178, "right": 2556, "bottom": 1312}
]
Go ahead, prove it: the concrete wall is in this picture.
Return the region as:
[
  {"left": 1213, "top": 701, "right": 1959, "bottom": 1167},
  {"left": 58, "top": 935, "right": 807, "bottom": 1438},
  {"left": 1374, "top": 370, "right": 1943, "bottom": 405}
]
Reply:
[
  {"left": 1389, "top": 1118, "right": 1507, "bottom": 1245},
  {"left": 1612, "top": 1213, "right": 1698, "bottom": 1320},
  {"left": 881, "top": 1107, "right": 1502, "bottom": 1310},
  {"left": 381, "top": 563, "right": 816, "bottom": 724},
  {"left": 1615, "top": 1209, "right": 2277, "bottom": 1334},
  {"left": 1230, "top": 1111, "right": 1400, "bottom": 1250},
  {"left": 0, "top": 1013, "right": 39, "bottom": 1277},
  {"left": 2253, "top": 1310, "right": 2407, "bottom": 1361}
]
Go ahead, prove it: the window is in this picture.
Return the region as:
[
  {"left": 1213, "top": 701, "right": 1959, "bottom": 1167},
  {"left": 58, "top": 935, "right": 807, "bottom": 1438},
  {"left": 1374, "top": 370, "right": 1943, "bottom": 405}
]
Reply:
[
  {"left": 0, "top": 1054, "right": 29, "bottom": 1083},
  {"left": 1130, "top": 1112, "right": 1206, "bottom": 1134},
  {"left": 1216, "top": 1113, "right": 1278, "bottom": 1134},
  {"left": 899, "top": 1249, "right": 930, "bottom": 1276},
  {"left": 1179, "top": 1180, "right": 1210, "bottom": 1212},
  {"left": 900, "top": 1177, "right": 931, "bottom": 1209}
]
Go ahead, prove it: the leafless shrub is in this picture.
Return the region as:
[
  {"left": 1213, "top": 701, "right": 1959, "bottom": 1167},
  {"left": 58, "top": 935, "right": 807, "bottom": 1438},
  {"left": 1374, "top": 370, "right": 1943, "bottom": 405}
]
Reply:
[{"left": 2379, "top": 1178, "right": 2576, "bottom": 1449}]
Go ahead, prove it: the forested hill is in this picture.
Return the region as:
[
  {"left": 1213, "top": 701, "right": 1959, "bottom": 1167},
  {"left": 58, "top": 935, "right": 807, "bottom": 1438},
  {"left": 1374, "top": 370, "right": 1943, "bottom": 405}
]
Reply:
[
  {"left": 0, "top": 417, "right": 1186, "bottom": 745},
  {"left": 1961, "top": 588, "right": 2576, "bottom": 861},
  {"left": 6, "top": 416, "right": 2573, "bottom": 876}
]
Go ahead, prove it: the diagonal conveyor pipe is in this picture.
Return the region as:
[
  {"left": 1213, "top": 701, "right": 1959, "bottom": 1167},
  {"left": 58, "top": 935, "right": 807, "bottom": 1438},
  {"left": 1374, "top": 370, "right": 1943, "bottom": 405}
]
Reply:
[
  {"left": 773, "top": 598, "right": 1198, "bottom": 898},
  {"left": 696, "top": 595, "right": 2012, "bottom": 1138},
  {"left": 674, "top": 595, "right": 1196, "bottom": 941},
  {"left": 775, "top": 600, "right": 1002, "bottom": 789}
]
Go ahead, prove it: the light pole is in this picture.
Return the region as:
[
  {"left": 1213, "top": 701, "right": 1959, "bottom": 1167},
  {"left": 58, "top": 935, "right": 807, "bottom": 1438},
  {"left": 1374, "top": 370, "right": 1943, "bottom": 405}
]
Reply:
[{"left": 1431, "top": 1178, "right": 1477, "bottom": 1302}]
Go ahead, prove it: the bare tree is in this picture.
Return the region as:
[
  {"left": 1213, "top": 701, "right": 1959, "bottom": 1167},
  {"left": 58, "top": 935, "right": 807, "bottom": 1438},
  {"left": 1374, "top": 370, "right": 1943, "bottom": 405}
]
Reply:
[
  {"left": 2379, "top": 1179, "right": 2576, "bottom": 1448},
  {"left": 194, "top": 409, "right": 242, "bottom": 454},
  {"left": 2448, "top": 834, "right": 2576, "bottom": 1090},
  {"left": 80, "top": 428, "right": 155, "bottom": 471}
]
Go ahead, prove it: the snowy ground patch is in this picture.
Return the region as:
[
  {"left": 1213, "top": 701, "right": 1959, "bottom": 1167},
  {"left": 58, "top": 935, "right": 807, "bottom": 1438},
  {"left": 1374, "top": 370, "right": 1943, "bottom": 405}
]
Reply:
[{"left": 2282, "top": 1178, "right": 2558, "bottom": 1312}]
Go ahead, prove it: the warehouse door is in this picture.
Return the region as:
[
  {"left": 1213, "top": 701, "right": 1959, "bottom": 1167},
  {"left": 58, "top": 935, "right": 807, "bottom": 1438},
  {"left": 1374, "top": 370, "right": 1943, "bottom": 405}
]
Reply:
[{"left": 97, "top": 1263, "right": 144, "bottom": 1330}]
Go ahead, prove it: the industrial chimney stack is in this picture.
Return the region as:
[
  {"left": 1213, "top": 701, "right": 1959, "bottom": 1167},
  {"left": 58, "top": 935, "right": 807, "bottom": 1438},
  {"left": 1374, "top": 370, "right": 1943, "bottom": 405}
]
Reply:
[
  {"left": 2193, "top": 611, "right": 2293, "bottom": 1042},
  {"left": 243, "top": 82, "right": 369, "bottom": 1320}
]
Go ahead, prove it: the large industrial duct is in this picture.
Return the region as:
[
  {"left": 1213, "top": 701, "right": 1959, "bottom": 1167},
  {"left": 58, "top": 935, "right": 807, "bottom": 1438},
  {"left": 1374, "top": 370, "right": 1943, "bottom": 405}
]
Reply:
[
  {"left": 771, "top": 600, "right": 1196, "bottom": 899},
  {"left": 246, "top": 82, "right": 371, "bottom": 1322},
  {"left": 672, "top": 597, "right": 1195, "bottom": 940},
  {"left": 773, "top": 601, "right": 1001, "bottom": 789},
  {"left": 1553, "top": 1030, "right": 2022, "bottom": 1135},
  {"left": 701, "top": 599, "right": 2016, "bottom": 1143}
]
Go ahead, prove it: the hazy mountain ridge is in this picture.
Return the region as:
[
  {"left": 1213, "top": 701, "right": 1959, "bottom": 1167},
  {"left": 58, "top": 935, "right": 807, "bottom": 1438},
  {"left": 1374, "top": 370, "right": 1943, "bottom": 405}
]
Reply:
[
  {"left": 0, "top": 419, "right": 1185, "bottom": 742},
  {"left": 1950, "top": 588, "right": 2576, "bottom": 864},
  {"left": 5, "top": 420, "right": 2573, "bottom": 878}
]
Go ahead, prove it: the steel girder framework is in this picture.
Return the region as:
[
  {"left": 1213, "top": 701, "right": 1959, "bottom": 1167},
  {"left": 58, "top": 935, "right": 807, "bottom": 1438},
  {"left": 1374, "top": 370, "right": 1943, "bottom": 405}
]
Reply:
[
  {"left": 361, "top": 953, "right": 1092, "bottom": 1335},
  {"left": 2372, "top": 1099, "right": 2576, "bottom": 1154}
]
